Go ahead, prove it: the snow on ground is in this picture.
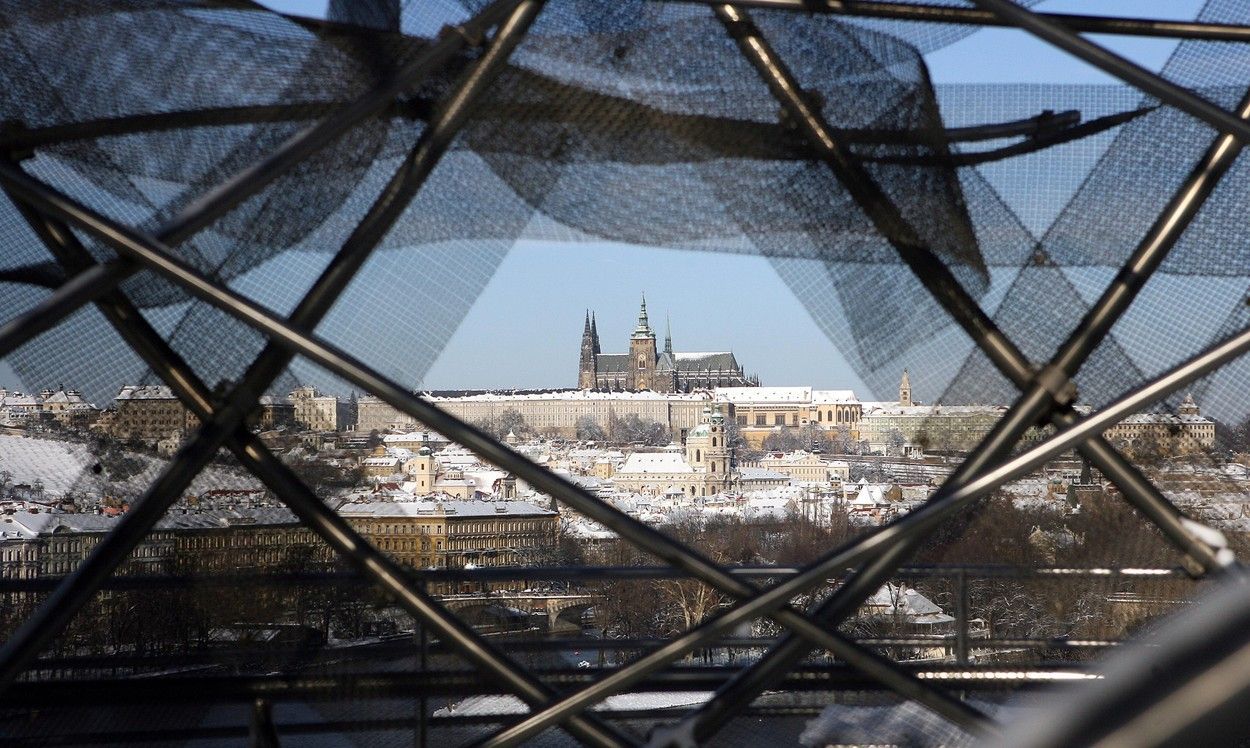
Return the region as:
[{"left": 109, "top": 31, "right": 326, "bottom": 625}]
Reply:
[{"left": 0, "top": 434, "right": 260, "bottom": 499}]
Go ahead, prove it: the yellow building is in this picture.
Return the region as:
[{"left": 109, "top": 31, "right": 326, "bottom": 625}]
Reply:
[
  {"left": 714, "top": 387, "right": 862, "bottom": 447},
  {"left": 101, "top": 384, "right": 199, "bottom": 442},
  {"left": 337, "top": 500, "right": 558, "bottom": 574},
  {"left": 754, "top": 451, "right": 847, "bottom": 485}
]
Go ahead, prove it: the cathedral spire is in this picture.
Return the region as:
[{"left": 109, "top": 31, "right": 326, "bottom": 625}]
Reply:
[
  {"left": 664, "top": 314, "right": 673, "bottom": 354},
  {"left": 578, "top": 310, "right": 597, "bottom": 389},
  {"left": 632, "top": 293, "right": 654, "bottom": 339},
  {"left": 590, "top": 311, "right": 600, "bottom": 353}
]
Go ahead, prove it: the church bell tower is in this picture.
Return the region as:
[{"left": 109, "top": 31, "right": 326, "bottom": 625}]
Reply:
[
  {"left": 899, "top": 368, "right": 913, "bottom": 407},
  {"left": 627, "top": 295, "right": 658, "bottom": 391}
]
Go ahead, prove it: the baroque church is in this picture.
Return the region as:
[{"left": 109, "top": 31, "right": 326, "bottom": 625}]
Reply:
[{"left": 578, "top": 297, "right": 759, "bottom": 392}]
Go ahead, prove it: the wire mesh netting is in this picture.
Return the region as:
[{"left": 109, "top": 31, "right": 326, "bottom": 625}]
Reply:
[{"left": 3, "top": 0, "right": 1250, "bottom": 745}]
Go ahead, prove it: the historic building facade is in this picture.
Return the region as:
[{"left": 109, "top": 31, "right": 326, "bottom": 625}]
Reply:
[
  {"left": 97, "top": 384, "right": 198, "bottom": 442},
  {"left": 338, "top": 500, "right": 558, "bottom": 574},
  {"left": 288, "top": 385, "right": 338, "bottom": 432},
  {"left": 611, "top": 405, "right": 734, "bottom": 496},
  {"left": 357, "top": 389, "right": 713, "bottom": 441},
  {"left": 714, "top": 386, "right": 863, "bottom": 448},
  {"left": 578, "top": 297, "right": 758, "bottom": 392}
]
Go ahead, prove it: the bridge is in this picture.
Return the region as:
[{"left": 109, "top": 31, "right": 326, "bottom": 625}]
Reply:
[{"left": 441, "top": 592, "right": 601, "bottom": 633}]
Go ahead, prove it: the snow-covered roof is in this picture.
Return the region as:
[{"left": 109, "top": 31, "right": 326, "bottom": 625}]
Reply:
[
  {"left": 715, "top": 386, "right": 810, "bottom": 404},
  {"left": 853, "top": 485, "right": 889, "bottom": 505},
  {"left": 0, "top": 394, "right": 40, "bottom": 407},
  {"left": 338, "top": 500, "right": 555, "bottom": 518},
  {"left": 0, "top": 507, "right": 304, "bottom": 537},
  {"left": 865, "top": 584, "right": 953, "bottom": 624},
  {"left": 1116, "top": 413, "right": 1213, "bottom": 425},
  {"left": 41, "top": 389, "right": 90, "bottom": 406},
  {"left": 115, "top": 384, "right": 178, "bottom": 401},
  {"left": 861, "top": 403, "right": 1006, "bottom": 416},
  {"left": 617, "top": 452, "right": 694, "bottom": 475},
  {"left": 421, "top": 389, "right": 710, "bottom": 403},
  {"left": 812, "top": 389, "right": 859, "bottom": 404},
  {"left": 739, "top": 467, "right": 790, "bottom": 481},
  {"left": 383, "top": 431, "right": 448, "bottom": 443}
]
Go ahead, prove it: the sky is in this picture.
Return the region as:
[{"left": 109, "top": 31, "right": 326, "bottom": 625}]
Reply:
[
  {"left": 0, "top": 0, "right": 1211, "bottom": 402},
  {"left": 424, "top": 0, "right": 1205, "bottom": 397}
]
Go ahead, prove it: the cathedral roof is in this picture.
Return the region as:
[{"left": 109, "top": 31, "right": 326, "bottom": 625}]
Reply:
[
  {"left": 660, "top": 351, "right": 740, "bottom": 372},
  {"left": 594, "top": 353, "right": 631, "bottom": 373}
]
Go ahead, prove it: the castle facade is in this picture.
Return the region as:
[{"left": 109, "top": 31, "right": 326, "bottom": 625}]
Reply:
[{"left": 578, "top": 297, "right": 758, "bottom": 393}]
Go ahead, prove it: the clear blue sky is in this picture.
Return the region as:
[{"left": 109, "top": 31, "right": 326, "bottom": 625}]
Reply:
[{"left": 0, "top": 1, "right": 1207, "bottom": 402}]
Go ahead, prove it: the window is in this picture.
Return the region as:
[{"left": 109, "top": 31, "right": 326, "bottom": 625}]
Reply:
[
  {"left": 638, "top": 356, "right": 646, "bottom": 369},
  {"left": 774, "top": 414, "right": 785, "bottom": 426},
  {"left": 755, "top": 414, "right": 766, "bottom": 426},
  {"left": 737, "top": 415, "right": 747, "bottom": 426}
]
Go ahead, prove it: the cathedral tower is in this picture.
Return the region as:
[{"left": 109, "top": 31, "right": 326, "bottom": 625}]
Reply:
[
  {"left": 578, "top": 311, "right": 597, "bottom": 389},
  {"left": 627, "top": 295, "right": 658, "bottom": 390},
  {"left": 899, "top": 369, "right": 913, "bottom": 407}
]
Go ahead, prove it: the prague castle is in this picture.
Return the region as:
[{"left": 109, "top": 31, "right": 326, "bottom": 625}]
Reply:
[{"left": 578, "top": 297, "right": 758, "bottom": 392}]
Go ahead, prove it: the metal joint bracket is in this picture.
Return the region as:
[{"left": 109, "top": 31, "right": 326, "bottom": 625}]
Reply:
[
  {"left": 721, "top": 16, "right": 757, "bottom": 40},
  {"left": 1033, "top": 364, "right": 1077, "bottom": 408},
  {"left": 1178, "top": 517, "right": 1237, "bottom": 577},
  {"left": 0, "top": 121, "right": 34, "bottom": 162}
]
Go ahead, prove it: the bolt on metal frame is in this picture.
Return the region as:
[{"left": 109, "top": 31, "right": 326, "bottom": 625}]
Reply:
[{"left": 1, "top": 1, "right": 1250, "bottom": 746}]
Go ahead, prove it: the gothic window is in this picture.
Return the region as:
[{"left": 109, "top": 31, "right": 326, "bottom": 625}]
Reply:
[{"left": 638, "top": 356, "right": 646, "bottom": 370}]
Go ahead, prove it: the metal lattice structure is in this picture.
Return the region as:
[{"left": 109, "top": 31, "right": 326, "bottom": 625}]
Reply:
[{"left": 4, "top": 1, "right": 1250, "bottom": 745}]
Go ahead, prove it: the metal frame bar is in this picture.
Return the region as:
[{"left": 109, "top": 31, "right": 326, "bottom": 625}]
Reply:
[
  {"left": 2, "top": 2, "right": 1247, "bottom": 744},
  {"left": 0, "top": 0, "right": 522, "bottom": 362},
  {"left": 0, "top": 155, "right": 995, "bottom": 737},
  {"left": 1, "top": 131, "right": 1236, "bottom": 748},
  {"left": 969, "top": 0, "right": 1250, "bottom": 142},
  {"left": 0, "top": 664, "right": 1094, "bottom": 707},
  {"left": 665, "top": 0, "right": 1250, "bottom": 42},
  {"left": 8, "top": 106, "right": 1246, "bottom": 740},
  {"left": 668, "top": 8, "right": 1250, "bottom": 736},
  {"left": 0, "top": 563, "right": 1184, "bottom": 592},
  {"left": 480, "top": 309, "right": 1250, "bottom": 745},
  {"left": 0, "top": 4, "right": 630, "bottom": 746}
]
